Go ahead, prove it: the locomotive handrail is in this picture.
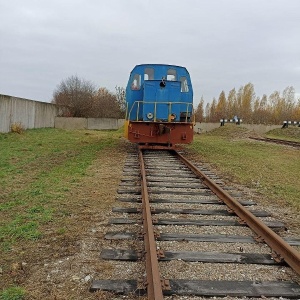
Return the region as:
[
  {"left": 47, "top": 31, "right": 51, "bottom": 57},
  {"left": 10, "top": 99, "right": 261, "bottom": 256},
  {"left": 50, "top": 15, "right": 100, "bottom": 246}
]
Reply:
[{"left": 127, "top": 101, "right": 193, "bottom": 123}]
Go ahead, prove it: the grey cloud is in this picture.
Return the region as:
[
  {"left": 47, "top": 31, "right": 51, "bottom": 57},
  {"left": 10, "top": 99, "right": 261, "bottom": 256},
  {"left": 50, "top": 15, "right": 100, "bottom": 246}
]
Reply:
[{"left": 0, "top": 0, "right": 300, "bottom": 104}]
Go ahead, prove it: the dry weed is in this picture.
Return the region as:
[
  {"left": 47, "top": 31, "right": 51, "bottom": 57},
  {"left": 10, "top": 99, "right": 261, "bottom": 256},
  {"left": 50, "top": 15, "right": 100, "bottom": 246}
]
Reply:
[{"left": 10, "top": 122, "right": 25, "bottom": 134}]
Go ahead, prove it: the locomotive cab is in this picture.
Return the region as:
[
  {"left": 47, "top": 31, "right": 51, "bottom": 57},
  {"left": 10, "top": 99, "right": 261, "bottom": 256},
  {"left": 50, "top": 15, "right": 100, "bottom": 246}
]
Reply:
[{"left": 125, "top": 64, "right": 194, "bottom": 147}]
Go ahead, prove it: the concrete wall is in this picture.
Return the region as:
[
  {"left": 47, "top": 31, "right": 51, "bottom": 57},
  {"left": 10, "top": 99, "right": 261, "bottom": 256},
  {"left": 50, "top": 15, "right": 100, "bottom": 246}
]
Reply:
[
  {"left": 55, "top": 117, "right": 125, "bottom": 130},
  {"left": 0, "top": 94, "right": 58, "bottom": 133},
  {"left": 87, "top": 118, "right": 124, "bottom": 130},
  {"left": 54, "top": 117, "right": 88, "bottom": 130},
  {"left": 194, "top": 122, "right": 220, "bottom": 133},
  {"left": 55, "top": 118, "right": 281, "bottom": 134},
  {"left": 242, "top": 123, "right": 282, "bottom": 134}
]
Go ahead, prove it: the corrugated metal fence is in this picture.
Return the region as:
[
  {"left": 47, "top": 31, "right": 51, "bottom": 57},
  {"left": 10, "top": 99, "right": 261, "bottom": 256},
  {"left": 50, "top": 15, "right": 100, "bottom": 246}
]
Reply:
[{"left": 0, "top": 94, "right": 59, "bottom": 133}]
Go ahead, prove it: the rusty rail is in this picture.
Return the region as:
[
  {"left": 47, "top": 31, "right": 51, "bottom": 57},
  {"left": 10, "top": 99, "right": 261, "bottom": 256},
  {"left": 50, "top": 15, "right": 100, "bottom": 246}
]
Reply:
[
  {"left": 139, "top": 148, "right": 164, "bottom": 299},
  {"left": 250, "top": 137, "right": 300, "bottom": 148},
  {"left": 175, "top": 151, "right": 300, "bottom": 276}
]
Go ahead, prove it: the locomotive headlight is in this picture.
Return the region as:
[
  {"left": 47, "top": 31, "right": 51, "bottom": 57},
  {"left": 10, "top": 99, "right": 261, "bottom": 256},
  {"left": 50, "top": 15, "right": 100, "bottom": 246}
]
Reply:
[{"left": 147, "top": 112, "right": 154, "bottom": 120}]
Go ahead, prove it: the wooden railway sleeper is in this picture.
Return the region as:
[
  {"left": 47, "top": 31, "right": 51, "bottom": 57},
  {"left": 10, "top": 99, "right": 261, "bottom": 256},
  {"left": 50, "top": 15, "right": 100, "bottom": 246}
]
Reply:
[
  {"left": 150, "top": 207, "right": 156, "bottom": 213},
  {"left": 161, "top": 279, "right": 171, "bottom": 291},
  {"left": 152, "top": 216, "right": 158, "bottom": 224},
  {"left": 138, "top": 227, "right": 160, "bottom": 238},
  {"left": 175, "top": 150, "right": 300, "bottom": 276},
  {"left": 138, "top": 229, "right": 161, "bottom": 240},
  {"left": 226, "top": 207, "right": 235, "bottom": 214},
  {"left": 237, "top": 217, "right": 247, "bottom": 225},
  {"left": 137, "top": 277, "right": 171, "bottom": 291},
  {"left": 254, "top": 235, "right": 265, "bottom": 243},
  {"left": 154, "top": 228, "right": 161, "bottom": 239},
  {"left": 271, "top": 251, "right": 284, "bottom": 263},
  {"left": 156, "top": 249, "right": 165, "bottom": 259},
  {"left": 138, "top": 230, "right": 145, "bottom": 240},
  {"left": 137, "top": 250, "right": 145, "bottom": 260},
  {"left": 137, "top": 277, "right": 146, "bottom": 290}
]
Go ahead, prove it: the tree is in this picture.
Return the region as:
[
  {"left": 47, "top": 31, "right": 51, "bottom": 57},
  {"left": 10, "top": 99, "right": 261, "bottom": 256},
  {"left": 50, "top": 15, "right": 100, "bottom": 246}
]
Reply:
[
  {"left": 215, "top": 91, "right": 227, "bottom": 120},
  {"left": 227, "top": 88, "right": 237, "bottom": 118},
  {"left": 52, "top": 75, "right": 96, "bottom": 117},
  {"left": 93, "top": 88, "right": 124, "bottom": 118},
  {"left": 241, "top": 83, "right": 255, "bottom": 122},
  {"left": 194, "top": 96, "right": 204, "bottom": 122},
  {"left": 292, "top": 99, "right": 300, "bottom": 121},
  {"left": 205, "top": 83, "right": 298, "bottom": 124},
  {"left": 269, "top": 91, "right": 282, "bottom": 124},
  {"left": 281, "top": 86, "right": 295, "bottom": 121},
  {"left": 115, "top": 86, "right": 126, "bottom": 118},
  {"left": 252, "top": 94, "right": 271, "bottom": 124},
  {"left": 205, "top": 102, "right": 211, "bottom": 122},
  {"left": 52, "top": 75, "right": 126, "bottom": 118},
  {"left": 209, "top": 98, "right": 217, "bottom": 122}
]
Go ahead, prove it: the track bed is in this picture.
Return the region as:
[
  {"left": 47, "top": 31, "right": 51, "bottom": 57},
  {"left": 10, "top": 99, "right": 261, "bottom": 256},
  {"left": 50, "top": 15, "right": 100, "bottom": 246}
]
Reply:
[{"left": 90, "top": 149, "right": 300, "bottom": 299}]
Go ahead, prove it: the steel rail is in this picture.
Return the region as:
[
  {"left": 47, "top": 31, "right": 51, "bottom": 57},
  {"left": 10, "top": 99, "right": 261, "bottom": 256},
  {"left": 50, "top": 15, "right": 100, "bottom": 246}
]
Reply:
[
  {"left": 175, "top": 151, "right": 300, "bottom": 276},
  {"left": 264, "top": 137, "right": 300, "bottom": 147},
  {"left": 250, "top": 137, "right": 300, "bottom": 148},
  {"left": 138, "top": 148, "right": 164, "bottom": 299}
]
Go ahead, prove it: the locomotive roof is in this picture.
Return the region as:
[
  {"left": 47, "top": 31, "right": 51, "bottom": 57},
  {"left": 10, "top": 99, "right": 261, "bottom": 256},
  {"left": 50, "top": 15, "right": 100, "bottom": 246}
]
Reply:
[
  {"left": 133, "top": 64, "right": 189, "bottom": 71},
  {"left": 135, "top": 63, "right": 185, "bottom": 68}
]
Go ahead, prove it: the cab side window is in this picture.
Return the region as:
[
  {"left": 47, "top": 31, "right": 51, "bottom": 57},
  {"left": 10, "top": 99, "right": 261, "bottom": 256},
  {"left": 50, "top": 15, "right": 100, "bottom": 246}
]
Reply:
[
  {"left": 131, "top": 74, "right": 141, "bottom": 90},
  {"left": 144, "top": 68, "right": 154, "bottom": 80},
  {"left": 167, "top": 69, "right": 177, "bottom": 81},
  {"left": 180, "top": 76, "right": 189, "bottom": 92}
]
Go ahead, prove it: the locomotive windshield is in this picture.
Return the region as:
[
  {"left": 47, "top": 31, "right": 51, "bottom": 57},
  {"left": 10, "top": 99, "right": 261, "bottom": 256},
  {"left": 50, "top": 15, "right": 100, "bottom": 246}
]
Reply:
[
  {"left": 144, "top": 68, "right": 154, "bottom": 80},
  {"left": 167, "top": 69, "right": 177, "bottom": 81},
  {"left": 180, "top": 77, "right": 189, "bottom": 92}
]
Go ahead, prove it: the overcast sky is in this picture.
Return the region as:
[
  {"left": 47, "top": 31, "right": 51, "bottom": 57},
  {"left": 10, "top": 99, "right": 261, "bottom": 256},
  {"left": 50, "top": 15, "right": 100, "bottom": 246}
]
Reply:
[{"left": 1, "top": 0, "right": 300, "bottom": 106}]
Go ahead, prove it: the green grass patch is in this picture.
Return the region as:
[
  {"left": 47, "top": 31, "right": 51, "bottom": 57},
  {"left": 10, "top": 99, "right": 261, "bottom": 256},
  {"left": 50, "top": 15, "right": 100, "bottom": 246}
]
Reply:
[
  {"left": 0, "top": 128, "right": 123, "bottom": 250},
  {"left": 0, "top": 286, "right": 25, "bottom": 300},
  {"left": 188, "top": 126, "right": 300, "bottom": 211},
  {"left": 266, "top": 127, "right": 300, "bottom": 142}
]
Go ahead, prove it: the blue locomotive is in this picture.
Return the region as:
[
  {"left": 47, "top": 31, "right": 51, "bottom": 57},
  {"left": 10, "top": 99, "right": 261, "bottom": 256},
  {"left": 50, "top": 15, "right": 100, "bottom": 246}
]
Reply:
[{"left": 124, "top": 64, "right": 194, "bottom": 147}]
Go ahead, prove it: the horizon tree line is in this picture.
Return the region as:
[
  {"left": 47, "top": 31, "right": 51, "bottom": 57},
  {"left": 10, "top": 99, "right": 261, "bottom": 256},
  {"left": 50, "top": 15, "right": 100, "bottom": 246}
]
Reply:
[
  {"left": 52, "top": 75, "right": 126, "bottom": 118},
  {"left": 194, "top": 83, "right": 300, "bottom": 124},
  {"left": 53, "top": 76, "right": 300, "bottom": 124}
]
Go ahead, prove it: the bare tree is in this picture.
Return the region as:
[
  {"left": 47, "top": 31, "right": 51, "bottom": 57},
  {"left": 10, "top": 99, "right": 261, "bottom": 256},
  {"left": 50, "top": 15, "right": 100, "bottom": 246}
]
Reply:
[
  {"left": 93, "top": 87, "right": 124, "bottom": 118},
  {"left": 52, "top": 75, "right": 97, "bottom": 117},
  {"left": 115, "top": 86, "right": 126, "bottom": 117}
]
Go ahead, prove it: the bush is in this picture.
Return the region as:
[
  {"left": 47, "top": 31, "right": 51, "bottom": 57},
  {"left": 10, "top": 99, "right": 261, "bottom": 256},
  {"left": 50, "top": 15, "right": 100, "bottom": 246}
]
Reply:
[{"left": 10, "top": 123, "right": 24, "bottom": 134}]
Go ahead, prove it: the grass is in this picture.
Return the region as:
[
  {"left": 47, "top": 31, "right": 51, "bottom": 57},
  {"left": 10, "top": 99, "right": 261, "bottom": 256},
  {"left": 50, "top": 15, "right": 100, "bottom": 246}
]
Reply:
[
  {"left": 0, "top": 125, "right": 299, "bottom": 298},
  {"left": 188, "top": 125, "right": 300, "bottom": 211},
  {"left": 0, "top": 128, "right": 123, "bottom": 251},
  {"left": 0, "top": 286, "right": 25, "bottom": 300},
  {"left": 265, "top": 127, "right": 300, "bottom": 142}
]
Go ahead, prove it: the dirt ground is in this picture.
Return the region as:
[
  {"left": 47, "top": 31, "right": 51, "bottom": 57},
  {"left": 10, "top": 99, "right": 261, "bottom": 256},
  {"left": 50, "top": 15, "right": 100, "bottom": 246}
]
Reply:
[
  {"left": 1, "top": 142, "right": 134, "bottom": 299},
  {"left": 1, "top": 138, "right": 299, "bottom": 299}
]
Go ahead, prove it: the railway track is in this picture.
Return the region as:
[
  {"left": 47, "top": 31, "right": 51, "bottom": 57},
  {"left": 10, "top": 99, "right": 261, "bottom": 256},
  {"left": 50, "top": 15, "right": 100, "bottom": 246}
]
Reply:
[
  {"left": 90, "top": 148, "right": 300, "bottom": 299},
  {"left": 250, "top": 137, "right": 300, "bottom": 148}
]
